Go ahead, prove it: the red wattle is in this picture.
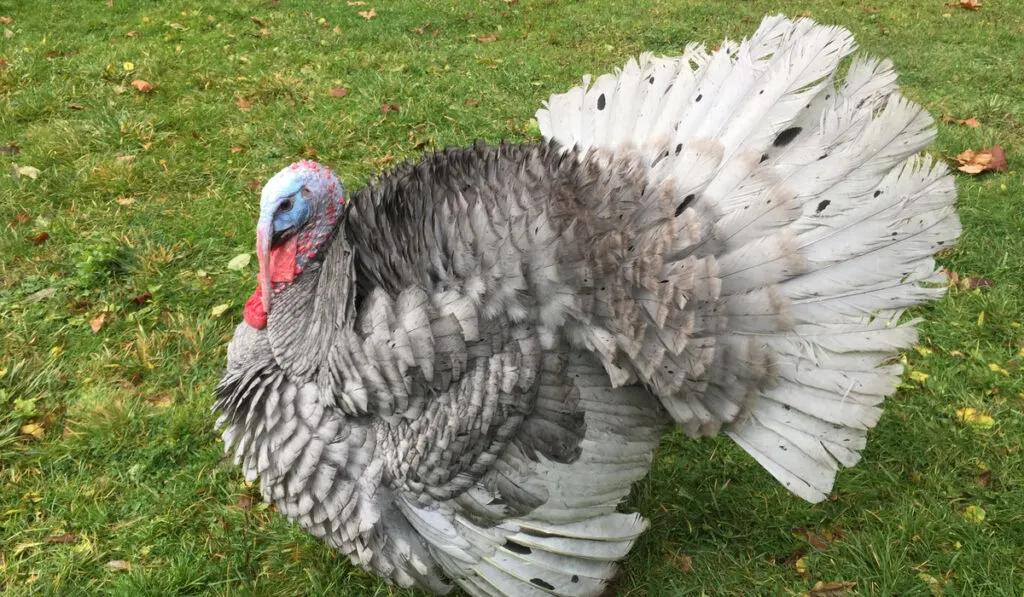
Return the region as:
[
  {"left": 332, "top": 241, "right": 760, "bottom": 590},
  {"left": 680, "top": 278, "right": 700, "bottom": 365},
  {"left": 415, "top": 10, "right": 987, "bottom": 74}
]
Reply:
[
  {"left": 269, "top": 235, "right": 298, "bottom": 283},
  {"left": 243, "top": 286, "right": 267, "bottom": 329}
]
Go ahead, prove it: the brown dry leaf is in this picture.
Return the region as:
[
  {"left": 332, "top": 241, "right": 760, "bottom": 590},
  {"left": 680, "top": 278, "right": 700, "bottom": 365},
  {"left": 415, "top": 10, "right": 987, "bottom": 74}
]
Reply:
[
  {"left": 347, "top": 1, "right": 365, "bottom": 5},
  {"left": 862, "top": 5, "right": 879, "bottom": 12},
  {"left": 329, "top": 87, "right": 349, "bottom": 98},
  {"left": 236, "top": 494, "right": 254, "bottom": 509},
  {"left": 13, "top": 212, "right": 30, "bottom": 225},
  {"left": 943, "top": 269, "right": 994, "bottom": 291},
  {"left": 250, "top": 16, "right": 266, "bottom": 28},
  {"left": 0, "top": 58, "right": 8, "bottom": 69},
  {"left": 433, "top": 29, "right": 439, "bottom": 37},
  {"left": 0, "top": 142, "right": 19, "bottom": 154},
  {"left": 359, "top": 8, "right": 376, "bottom": 19},
  {"left": 0, "top": 16, "right": 11, "bottom": 24},
  {"left": 125, "top": 30, "right": 138, "bottom": 38},
  {"left": 89, "top": 313, "right": 108, "bottom": 333},
  {"left": 131, "top": 79, "right": 154, "bottom": 93},
  {"left": 236, "top": 96, "right": 253, "bottom": 111},
  {"left": 20, "top": 423, "right": 44, "bottom": 439},
  {"left": 476, "top": 33, "right": 497, "bottom": 42},
  {"left": 953, "top": 146, "right": 1007, "bottom": 174},
  {"left": 413, "top": 24, "right": 426, "bottom": 34},
  {"left": 670, "top": 551, "right": 692, "bottom": 574},
  {"left": 247, "top": 178, "right": 262, "bottom": 192},
  {"left": 67, "top": 102, "right": 85, "bottom": 110},
  {"left": 977, "top": 469, "right": 992, "bottom": 488},
  {"left": 380, "top": 103, "right": 401, "bottom": 114},
  {"left": 805, "top": 530, "right": 831, "bottom": 550},
  {"left": 942, "top": 115, "right": 981, "bottom": 128},
  {"left": 129, "top": 291, "right": 152, "bottom": 305},
  {"left": 116, "top": 197, "right": 135, "bottom": 206},
  {"left": 231, "top": 146, "right": 244, "bottom": 153},
  {"left": 26, "top": 232, "right": 49, "bottom": 245},
  {"left": 810, "top": 581, "right": 856, "bottom": 597},
  {"left": 946, "top": 0, "right": 981, "bottom": 9},
  {"left": 302, "top": 146, "right": 318, "bottom": 157},
  {"left": 115, "top": 154, "right": 135, "bottom": 164},
  {"left": 465, "top": 99, "right": 479, "bottom": 107},
  {"left": 104, "top": 560, "right": 131, "bottom": 573},
  {"left": 43, "top": 533, "right": 78, "bottom": 544},
  {"left": 146, "top": 394, "right": 174, "bottom": 408}
]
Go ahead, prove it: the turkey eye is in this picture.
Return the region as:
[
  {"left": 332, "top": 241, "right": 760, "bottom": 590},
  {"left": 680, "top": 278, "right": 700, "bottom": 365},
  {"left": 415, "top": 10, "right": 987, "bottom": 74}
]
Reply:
[{"left": 278, "top": 199, "right": 294, "bottom": 213}]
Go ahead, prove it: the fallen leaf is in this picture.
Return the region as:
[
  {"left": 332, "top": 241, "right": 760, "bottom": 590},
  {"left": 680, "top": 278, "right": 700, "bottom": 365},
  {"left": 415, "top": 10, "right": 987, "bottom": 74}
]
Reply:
[
  {"left": 115, "top": 154, "right": 135, "bottom": 164},
  {"left": 169, "top": 23, "right": 187, "bottom": 31},
  {"left": 329, "top": 87, "right": 349, "bottom": 97},
  {"left": 961, "top": 504, "right": 986, "bottom": 523},
  {"left": 26, "top": 287, "right": 57, "bottom": 303},
  {"left": 26, "top": 232, "right": 49, "bottom": 245},
  {"left": 89, "top": 313, "right": 109, "bottom": 333},
  {"left": 670, "top": 551, "right": 692, "bottom": 573},
  {"left": 236, "top": 96, "right": 252, "bottom": 111},
  {"left": 946, "top": 0, "right": 981, "bottom": 9},
  {"left": 861, "top": 5, "right": 879, "bottom": 12},
  {"left": 12, "top": 212, "right": 30, "bottom": 224},
  {"left": 231, "top": 146, "right": 244, "bottom": 153},
  {"left": 476, "top": 33, "right": 497, "bottom": 42},
  {"left": 67, "top": 102, "right": 85, "bottom": 110},
  {"left": 20, "top": 423, "right": 44, "bottom": 439},
  {"left": 380, "top": 103, "right": 400, "bottom": 114},
  {"left": 0, "top": 142, "right": 20, "bottom": 154},
  {"left": 129, "top": 291, "right": 152, "bottom": 305},
  {"left": 976, "top": 469, "right": 992, "bottom": 488},
  {"left": 413, "top": 24, "right": 426, "bottom": 34},
  {"left": 116, "top": 197, "right": 135, "bottom": 206},
  {"left": 359, "top": 8, "right": 376, "bottom": 19},
  {"left": 43, "top": 533, "right": 78, "bottom": 544},
  {"left": 942, "top": 115, "right": 981, "bottom": 128},
  {"left": 464, "top": 99, "right": 479, "bottom": 106},
  {"left": 211, "top": 303, "right": 231, "bottom": 318},
  {"left": 810, "top": 581, "right": 856, "bottom": 597},
  {"left": 146, "top": 394, "right": 174, "bottom": 408},
  {"left": 953, "top": 146, "right": 1008, "bottom": 174},
  {"left": 236, "top": 494, "right": 254, "bottom": 509},
  {"left": 130, "top": 79, "right": 153, "bottom": 93},
  {"left": 949, "top": 350, "right": 965, "bottom": 357},
  {"left": 805, "top": 530, "right": 830, "bottom": 551},
  {"left": 943, "top": 269, "right": 994, "bottom": 291},
  {"left": 955, "top": 407, "right": 994, "bottom": 428},
  {"left": 795, "top": 556, "right": 809, "bottom": 577},
  {"left": 0, "top": 17, "right": 11, "bottom": 24},
  {"left": 347, "top": 1, "right": 365, "bottom": 5},
  {"left": 250, "top": 16, "right": 266, "bottom": 28},
  {"left": 918, "top": 573, "right": 945, "bottom": 597},
  {"left": 302, "top": 146, "right": 318, "bottom": 157},
  {"left": 909, "top": 370, "right": 929, "bottom": 383},
  {"left": 17, "top": 165, "right": 41, "bottom": 179},
  {"left": 227, "top": 253, "right": 252, "bottom": 270},
  {"left": 125, "top": 30, "right": 138, "bottom": 38},
  {"left": 104, "top": 560, "right": 131, "bottom": 572}
]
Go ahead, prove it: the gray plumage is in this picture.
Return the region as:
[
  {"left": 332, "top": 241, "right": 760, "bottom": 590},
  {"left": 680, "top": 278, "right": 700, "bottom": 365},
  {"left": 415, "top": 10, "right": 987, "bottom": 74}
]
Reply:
[{"left": 215, "top": 15, "right": 960, "bottom": 597}]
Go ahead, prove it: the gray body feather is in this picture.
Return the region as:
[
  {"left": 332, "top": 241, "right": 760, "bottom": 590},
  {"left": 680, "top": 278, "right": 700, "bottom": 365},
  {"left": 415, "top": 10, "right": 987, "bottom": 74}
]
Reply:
[{"left": 215, "top": 15, "right": 960, "bottom": 596}]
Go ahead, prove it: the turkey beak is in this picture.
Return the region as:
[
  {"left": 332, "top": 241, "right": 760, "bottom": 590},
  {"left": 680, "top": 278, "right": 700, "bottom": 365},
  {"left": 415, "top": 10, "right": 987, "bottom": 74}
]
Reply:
[{"left": 256, "top": 216, "right": 273, "bottom": 317}]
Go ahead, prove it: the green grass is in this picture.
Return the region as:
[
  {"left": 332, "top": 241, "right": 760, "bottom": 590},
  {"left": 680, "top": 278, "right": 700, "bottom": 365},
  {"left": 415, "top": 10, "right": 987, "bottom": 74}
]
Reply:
[{"left": 1, "top": 0, "right": 1023, "bottom": 595}]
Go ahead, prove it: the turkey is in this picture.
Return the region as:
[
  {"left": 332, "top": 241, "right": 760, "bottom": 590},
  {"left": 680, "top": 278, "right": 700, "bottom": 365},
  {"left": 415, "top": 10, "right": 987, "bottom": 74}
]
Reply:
[{"left": 215, "top": 14, "right": 960, "bottom": 597}]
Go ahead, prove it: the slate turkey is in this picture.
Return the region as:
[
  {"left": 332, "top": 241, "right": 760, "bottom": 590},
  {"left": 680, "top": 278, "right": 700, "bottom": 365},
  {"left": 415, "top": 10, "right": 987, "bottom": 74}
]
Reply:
[{"left": 215, "top": 15, "right": 960, "bottom": 597}]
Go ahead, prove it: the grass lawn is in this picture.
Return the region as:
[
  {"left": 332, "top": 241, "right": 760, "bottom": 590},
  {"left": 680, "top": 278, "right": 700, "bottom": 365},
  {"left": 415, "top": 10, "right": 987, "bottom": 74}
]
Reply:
[{"left": 2, "top": 0, "right": 1023, "bottom": 595}]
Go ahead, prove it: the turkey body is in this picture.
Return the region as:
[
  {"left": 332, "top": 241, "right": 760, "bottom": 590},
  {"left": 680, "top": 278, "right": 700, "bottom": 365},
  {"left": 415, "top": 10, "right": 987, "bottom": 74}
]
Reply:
[{"left": 215, "top": 15, "right": 960, "bottom": 597}]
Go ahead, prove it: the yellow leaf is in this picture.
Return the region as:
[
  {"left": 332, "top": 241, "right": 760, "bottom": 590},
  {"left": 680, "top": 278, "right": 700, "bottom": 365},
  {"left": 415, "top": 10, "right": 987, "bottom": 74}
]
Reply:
[
  {"left": 20, "top": 423, "right": 44, "bottom": 439},
  {"left": 123, "top": 61, "right": 134, "bottom": 71},
  {"left": 146, "top": 394, "right": 174, "bottom": 408},
  {"left": 918, "top": 573, "right": 945, "bottom": 597},
  {"left": 909, "top": 370, "right": 929, "bottom": 383},
  {"left": 955, "top": 408, "right": 994, "bottom": 428},
  {"left": 795, "top": 556, "right": 809, "bottom": 576},
  {"left": 977, "top": 311, "right": 984, "bottom": 326},
  {"left": 211, "top": 303, "right": 230, "bottom": 317},
  {"left": 914, "top": 345, "right": 933, "bottom": 357},
  {"left": 962, "top": 504, "right": 986, "bottom": 523},
  {"left": 13, "top": 542, "right": 41, "bottom": 555},
  {"left": 988, "top": 363, "right": 1009, "bottom": 376}
]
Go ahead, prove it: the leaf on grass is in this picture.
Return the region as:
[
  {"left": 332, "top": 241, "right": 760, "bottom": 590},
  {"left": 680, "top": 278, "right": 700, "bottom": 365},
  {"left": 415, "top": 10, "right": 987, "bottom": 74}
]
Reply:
[
  {"left": 955, "top": 407, "right": 994, "bottom": 428},
  {"left": 125, "top": 30, "right": 138, "bottom": 38},
  {"left": 116, "top": 197, "right": 135, "bottom": 205},
  {"left": 26, "top": 287, "right": 57, "bottom": 303},
  {"left": 961, "top": 504, "right": 986, "bottom": 523},
  {"left": 476, "top": 33, "right": 497, "bottom": 42},
  {"left": 130, "top": 79, "right": 153, "bottom": 93},
  {"left": 329, "top": 87, "right": 349, "bottom": 97},
  {"left": 465, "top": 99, "right": 479, "bottom": 106},
  {"left": 795, "top": 556, "right": 809, "bottom": 577},
  {"left": 810, "top": 581, "right": 856, "bottom": 597},
  {"left": 231, "top": 146, "right": 244, "bottom": 153},
  {"left": 976, "top": 469, "right": 992, "bottom": 488},
  {"left": 129, "top": 291, "right": 152, "bottom": 305},
  {"left": 104, "top": 560, "right": 131, "bottom": 572},
  {"left": 227, "top": 253, "right": 251, "bottom": 270},
  {"left": 380, "top": 103, "right": 400, "bottom": 114},
  {"left": 236, "top": 96, "right": 253, "bottom": 111},
  {"left": 89, "top": 313, "right": 109, "bottom": 333},
  {"left": 945, "top": 0, "right": 981, "bottom": 9},
  {"left": 211, "top": 304, "right": 231, "bottom": 317},
  {"left": 115, "top": 154, "right": 135, "bottom": 163},
  {"left": 359, "top": 8, "right": 376, "bottom": 19},
  {"left": 0, "top": 142, "right": 20, "bottom": 154},
  {"left": 20, "top": 423, "right": 44, "bottom": 439},
  {"left": 0, "top": 16, "right": 11, "bottom": 24},
  {"left": 67, "top": 102, "right": 86, "bottom": 110},
  {"left": 861, "top": 5, "right": 879, "bottom": 12},
  {"left": 347, "top": 1, "right": 365, "bottom": 5},
  {"left": 17, "top": 165, "right": 41, "bottom": 179},
  {"left": 250, "top": 16, "right": 266, "bottom": 28},
  {"left": 670, "top": 551, "right": 692, "bottom": 573},
  {"left": 169, "top": 23, "right": 187, "bottom": 31},
  {"left": 943, "top": 269, "right": 994, "bottom": 291},
  {"left": 909, "top": 370, "right": 929, "bottom": 383},
  {"left": 918, "top": 573, "right": 945, "bottom": 597},
  {"left": 44, "top": 533, "right": 78, "bottom": 544},
  {"left": 26, "top": 232, "right": 49, "bottom": 245},
  {"left": 942, "top": 115, "right": 981, "bottom": 128},
  {"left": 146, "top": 394, "right": 174, "bottom": 408},
  {"left": 953, "top": 146, "right": 1008, "bottom": 174},
  {"left": 236, "top": 494, "right": 254, "bottom": 509},
  {"left": 804, "top": 530, "right": 830, "bottom": 550},
  {"left": 12, "top": 212, "right": 30, "bottom": 225}
]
